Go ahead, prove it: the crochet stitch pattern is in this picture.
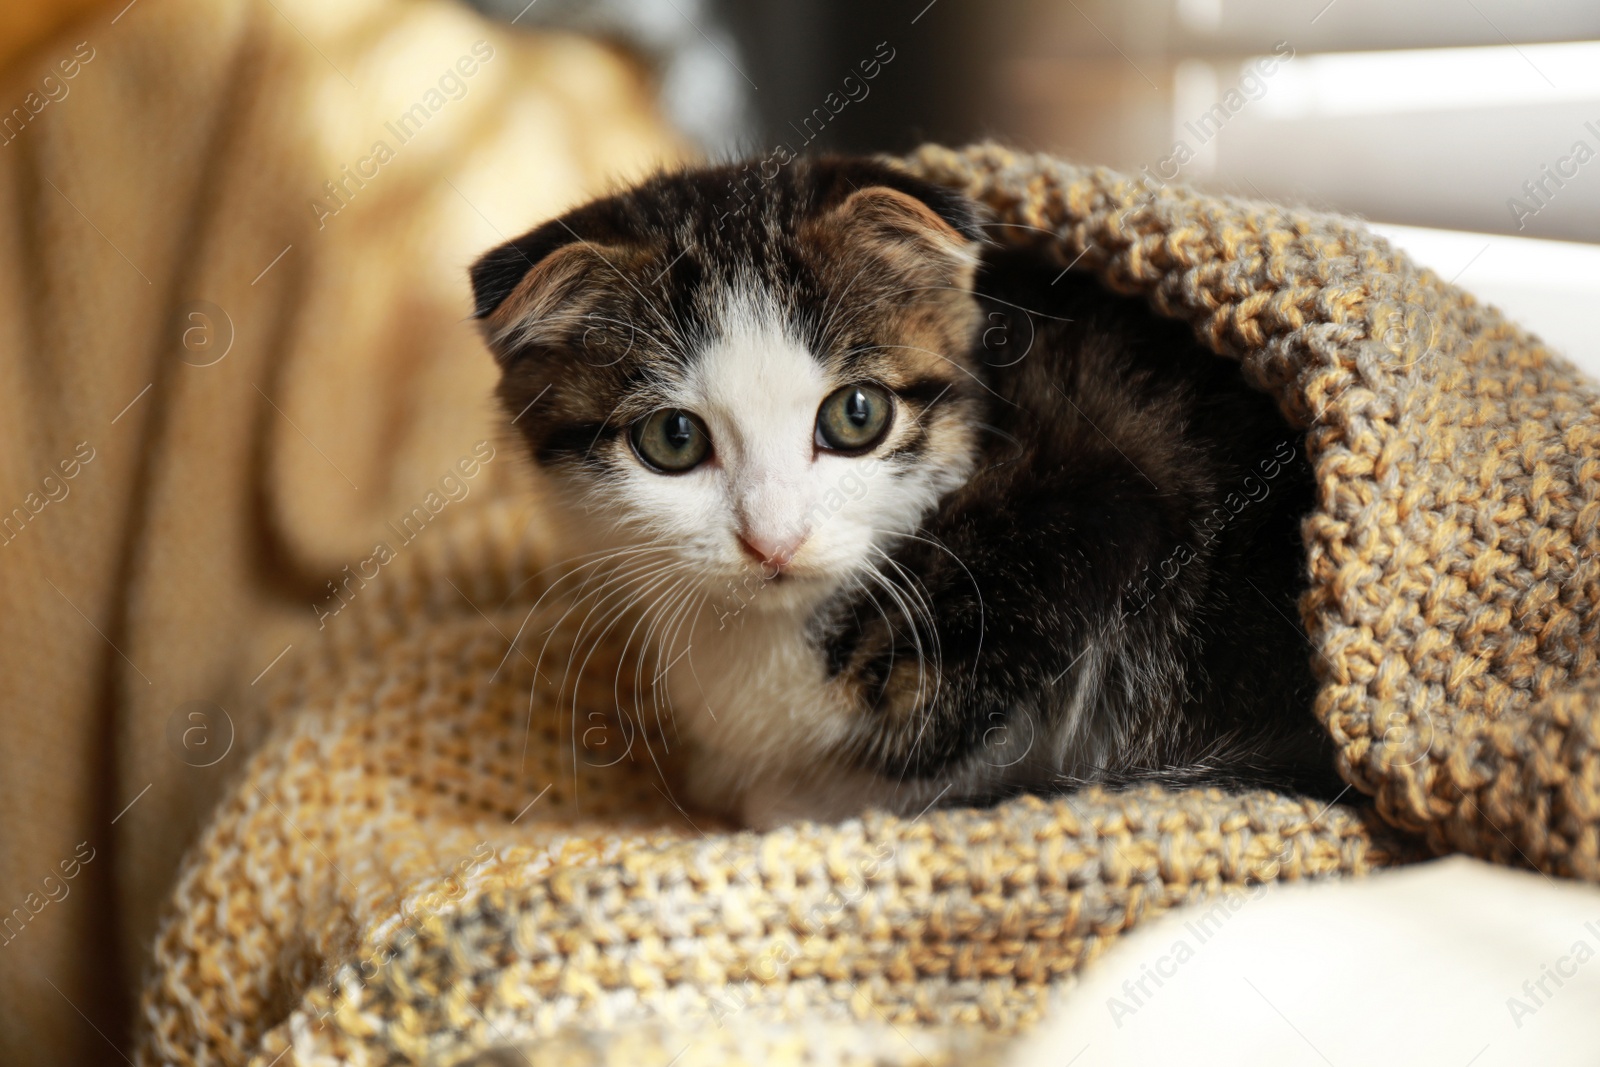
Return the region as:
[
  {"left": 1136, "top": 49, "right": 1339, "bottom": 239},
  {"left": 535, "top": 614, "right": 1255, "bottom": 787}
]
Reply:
[{"left": 135, "top": 143, "right": 1598, "bottom": 1066}]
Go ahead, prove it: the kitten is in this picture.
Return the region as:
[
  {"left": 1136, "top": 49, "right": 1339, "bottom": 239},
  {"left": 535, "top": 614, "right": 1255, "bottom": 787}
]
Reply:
[{"left": 470, "top": 157, "right": 1339, "bottom": 828}]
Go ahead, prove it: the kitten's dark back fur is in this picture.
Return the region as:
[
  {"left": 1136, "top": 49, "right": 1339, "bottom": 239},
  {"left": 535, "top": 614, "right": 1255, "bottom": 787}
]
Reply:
[{"left": 822, "top": 245, "right": 1340, "bottom": 798}]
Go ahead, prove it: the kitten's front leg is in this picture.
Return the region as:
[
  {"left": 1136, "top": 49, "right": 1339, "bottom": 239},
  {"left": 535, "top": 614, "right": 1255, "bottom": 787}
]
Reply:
[
  {"left": 820, "top": 466, "right": 1155, "bottom": 800},
  {"left": 820, "top": 535, "right": 992, "bottom": 785}
]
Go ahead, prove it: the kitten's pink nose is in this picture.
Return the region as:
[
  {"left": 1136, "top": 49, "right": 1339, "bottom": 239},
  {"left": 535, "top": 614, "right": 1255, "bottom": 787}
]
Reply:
[{"left": 739, "top": 530, "right": 808, "bottom": 572}]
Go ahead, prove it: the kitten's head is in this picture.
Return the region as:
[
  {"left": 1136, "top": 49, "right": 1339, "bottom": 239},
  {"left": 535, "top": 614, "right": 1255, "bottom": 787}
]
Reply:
[{"left": 471, "top": 158, "right": 988, "bottom": 610}]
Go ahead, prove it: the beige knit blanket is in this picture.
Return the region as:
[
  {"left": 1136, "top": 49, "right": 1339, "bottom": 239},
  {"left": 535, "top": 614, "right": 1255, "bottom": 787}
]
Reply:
[{"left": 134, "top": 143, "right": 1600, "bottom": 1066}]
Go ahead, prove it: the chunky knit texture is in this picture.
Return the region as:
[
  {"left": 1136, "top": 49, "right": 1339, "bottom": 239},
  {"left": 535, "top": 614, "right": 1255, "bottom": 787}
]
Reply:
[{"left": 135, "top": 143, "right": 1599, "bottom": 1066}]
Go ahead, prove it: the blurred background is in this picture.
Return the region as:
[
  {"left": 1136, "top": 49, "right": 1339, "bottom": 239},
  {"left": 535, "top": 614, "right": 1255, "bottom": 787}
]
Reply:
[
  {"left": 714, "top": 0, "right": 1600, "bottom": 243},
  {"left": 4, "top": 0, "right": 1596, "bottom": 365}
]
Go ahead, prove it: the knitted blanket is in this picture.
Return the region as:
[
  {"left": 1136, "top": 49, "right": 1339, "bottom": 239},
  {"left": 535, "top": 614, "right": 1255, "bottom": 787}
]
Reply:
[{"left": 135, "top": 143, "right": 1600, "bottom": 1067}]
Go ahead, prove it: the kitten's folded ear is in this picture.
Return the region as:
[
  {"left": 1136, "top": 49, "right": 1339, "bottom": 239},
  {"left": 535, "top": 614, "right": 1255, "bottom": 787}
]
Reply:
[
  {"left": 470, "top": 221, "right": 574, "bottom": 320},
  {"left": 807, "top": 162, "right": 987, "bottom": 281},
  {"left": 469, "top": 222, "right": 633, "bottom": 362},
  {"left": 818, "top": 158, "right": 987, "bottom": 243}
]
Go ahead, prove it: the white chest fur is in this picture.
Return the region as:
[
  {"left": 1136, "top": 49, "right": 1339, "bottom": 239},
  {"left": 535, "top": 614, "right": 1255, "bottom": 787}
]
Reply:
[{"left": 662, "top": 599, "right": 865, "bottom": 823}]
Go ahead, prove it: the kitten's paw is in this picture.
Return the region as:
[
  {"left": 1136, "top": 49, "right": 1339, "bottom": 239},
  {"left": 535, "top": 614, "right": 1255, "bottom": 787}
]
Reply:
[{"left": 839, "top": 614, "right": 942, "bottom": 729}]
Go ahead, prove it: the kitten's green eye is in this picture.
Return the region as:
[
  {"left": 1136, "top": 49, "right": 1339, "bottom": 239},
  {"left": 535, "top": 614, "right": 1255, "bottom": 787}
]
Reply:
[
  {"left": 816, "top": 384, "right": 893, "bottom": 452},
  {"left": 630, "top": 409, "right": 711, "bottom": 473}
]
